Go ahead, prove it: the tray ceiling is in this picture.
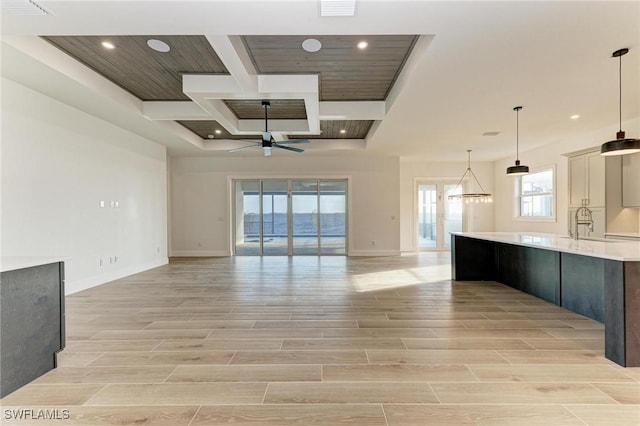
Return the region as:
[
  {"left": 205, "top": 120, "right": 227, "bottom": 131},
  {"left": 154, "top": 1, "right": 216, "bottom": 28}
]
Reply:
[{"left": 39, "top": 34, "right": 416, "bottom": 142}]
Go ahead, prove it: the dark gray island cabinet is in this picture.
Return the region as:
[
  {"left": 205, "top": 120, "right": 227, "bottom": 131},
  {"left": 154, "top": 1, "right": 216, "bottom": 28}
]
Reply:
[
  {"left": 1, "top": 257, "right": 67, "bottom": 397},
  {"left": 451, "top": 232, "right": 640, "bottom": 367}
]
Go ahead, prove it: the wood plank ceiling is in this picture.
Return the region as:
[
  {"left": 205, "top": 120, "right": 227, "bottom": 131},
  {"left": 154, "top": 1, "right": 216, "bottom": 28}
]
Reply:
[
  {"left": 242, "top": 35, "right": 417, "bottom": 101},
  {"left": 43, "top": 35, "right": 228, "bottom": 101},
  {"left": 42, "top": 34, "right": 417, "bottom": 140}
]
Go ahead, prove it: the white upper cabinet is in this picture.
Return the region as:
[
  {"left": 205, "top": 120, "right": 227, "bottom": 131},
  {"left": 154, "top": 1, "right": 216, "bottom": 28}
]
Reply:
[
  {"left": 569, "top": 151, "right": 605, "bottom": 208},
  {"left": 622, "top": 152, "right": 640, "bottom": 207}
]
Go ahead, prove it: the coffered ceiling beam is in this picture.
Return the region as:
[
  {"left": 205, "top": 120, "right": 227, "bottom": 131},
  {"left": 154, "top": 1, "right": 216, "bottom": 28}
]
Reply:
[
  {"left": 142, "top": 101, "right": 211, "bottom": 120},
  {"left": 142, "top": 100, "right": 386, "bottom": 121},
  {"left": 181, "top": 73, "right": 321, "bottom": 135},
  {"left": 319, "top": 101, "right": 386, "bottom": 120},
  {"left": 205, "top": 35, "right": 258, "bottom": 92},
  {"left": 201, "top": 139, "right": 366, "bottom": 151}
]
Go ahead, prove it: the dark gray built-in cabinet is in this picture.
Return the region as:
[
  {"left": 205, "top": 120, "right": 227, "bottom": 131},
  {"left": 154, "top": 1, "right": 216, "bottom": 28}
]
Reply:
[{"left": 1, "top": 260, "right": 66, "bottom": 397}]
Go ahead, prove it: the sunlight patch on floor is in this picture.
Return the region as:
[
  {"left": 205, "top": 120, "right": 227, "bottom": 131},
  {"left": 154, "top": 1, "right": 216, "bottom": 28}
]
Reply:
[{"left": 350, "top": 264, "right": 451, "bottom": 293}]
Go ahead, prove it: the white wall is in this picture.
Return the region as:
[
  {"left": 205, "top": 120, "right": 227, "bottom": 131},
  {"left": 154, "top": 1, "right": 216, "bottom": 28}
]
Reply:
[
  {"left": 1, "top": 78, "right": 168, "bottom": 294},
  {"left": 170, "top": 155, "right": 401, "bottom": 256},
  {"left": 492, "top": 117, "right": 640, "bottom": 235},
  {"left": 399, "top": 159, "right": 495, "bottom": 252}
]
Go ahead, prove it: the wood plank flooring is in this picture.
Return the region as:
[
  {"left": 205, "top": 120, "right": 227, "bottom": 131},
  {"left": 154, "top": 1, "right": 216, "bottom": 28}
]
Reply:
[{"left": 2, "top": 253, "right": 639, "bottom": 425}]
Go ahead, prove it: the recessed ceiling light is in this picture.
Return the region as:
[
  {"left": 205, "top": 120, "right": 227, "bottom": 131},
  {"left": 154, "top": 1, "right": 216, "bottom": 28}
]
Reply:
[
  {"left": 357, "top": 41, "right": 368, "bottom": 49},
  {"left": 340, "top": 129, "right": 346, "bottom": 134},
  {"left": 207, "top": 134, "right": 214, "bottom": 139},
  {"left": 101, "top": 41, "right": 115, "bottom": 50},
  {"left": 215, "top": 129, "right": 222, "bottom": 134},
  {"left": 147, "top": 39, "right": 170, "bottom": 53},
  {"left": 482, "top": 131, "right": 500, "bottom": 136},
  {"left": 302, "top": 38, "right": 322, "bottom": 53},
  {"left": 570, "top": 114, "right": 580, "bottom": 120}
]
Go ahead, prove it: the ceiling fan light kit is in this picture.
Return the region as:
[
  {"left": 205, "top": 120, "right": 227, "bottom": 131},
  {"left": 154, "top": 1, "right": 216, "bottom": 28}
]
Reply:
[
  {"left": 449, "top": 149, "right": 493, "bottom": 203},
  {"left": 506, "top": 106, "right": 530, "bottom": 176},
  {"left": 600, "top": 48, "right": 640, "bottom": 156},
  {"left": 228, "top": 100, "right": 310, "bottom": 157}
]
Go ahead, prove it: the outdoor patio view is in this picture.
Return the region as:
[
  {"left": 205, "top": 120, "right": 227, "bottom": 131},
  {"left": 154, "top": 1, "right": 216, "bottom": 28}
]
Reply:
[{"left": 234, "top": 180, "right": 347, "bottom": 255}]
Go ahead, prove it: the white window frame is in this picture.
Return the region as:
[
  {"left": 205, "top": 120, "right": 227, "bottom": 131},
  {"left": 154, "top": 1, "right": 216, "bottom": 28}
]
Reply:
[{"left": 514, "top": 165, "right": 557, "bottom": 222}]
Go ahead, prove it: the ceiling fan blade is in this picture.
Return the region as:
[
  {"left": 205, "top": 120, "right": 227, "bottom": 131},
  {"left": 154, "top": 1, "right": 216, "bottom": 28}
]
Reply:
[
  {"left": 273, "top": 143, "right": 304, "bottom": 153},
  {"left": 229, "top": 144, "right": 261, "bottom": 153},
  {"left": 277, "top": 139, "right": 310, "bottom": 145}
]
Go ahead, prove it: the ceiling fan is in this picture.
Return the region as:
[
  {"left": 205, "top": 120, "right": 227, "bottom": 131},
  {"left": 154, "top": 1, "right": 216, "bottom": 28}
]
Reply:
[{"left": 229, "top": 100, "right": 310, "bottom": 157}]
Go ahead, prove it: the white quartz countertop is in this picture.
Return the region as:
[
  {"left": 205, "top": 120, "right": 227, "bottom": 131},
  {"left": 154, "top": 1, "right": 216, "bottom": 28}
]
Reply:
[
  {"left": 452, "top": 232, "right": 640, "bottom": 262},
  {"left": 0, "top": 256, "right": 70, "bottom": 273},
  {"left": 605, "top": 232, "right": 640, "bottom": 239}
]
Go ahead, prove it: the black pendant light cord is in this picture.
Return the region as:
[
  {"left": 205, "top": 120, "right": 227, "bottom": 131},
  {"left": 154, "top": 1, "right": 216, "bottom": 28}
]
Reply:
[
  {"left": 599, "top": 48, "right": 639, "bottom": 156},
  {"left": 264, "top": 102, "right": 269, "bottom": 132},
  {"left": 515, "top": 107, "right": 520, "bottom": 161},
  {"left": 618, "top": 52, "right": 622, "bottom": 132}
]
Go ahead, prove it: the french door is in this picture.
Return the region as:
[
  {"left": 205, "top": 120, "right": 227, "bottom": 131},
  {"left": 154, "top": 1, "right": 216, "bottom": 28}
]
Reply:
[
  {"left": 417, "top": 181, "right": 463, "bottom": 250},
  {"left": 233, "top": 179, "right": 347, "bottom": 256}
]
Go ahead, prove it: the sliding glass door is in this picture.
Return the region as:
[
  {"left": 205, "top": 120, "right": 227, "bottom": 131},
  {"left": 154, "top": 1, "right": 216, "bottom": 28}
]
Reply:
[
  {"left": 320, "top": 180, "right": 347, "bottom": 254},
  {"left": 292, "top": 181, "right": 319, "bottom": 255},
  {"left": 234, "top": 179, "right": 347, "bottom": 256},
  {"left": 262, "top": 181, "right": 289, "bottom": 255}
]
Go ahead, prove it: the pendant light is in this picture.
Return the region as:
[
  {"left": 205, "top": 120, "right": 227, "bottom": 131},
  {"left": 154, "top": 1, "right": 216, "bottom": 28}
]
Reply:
[
  {"left": 601, "top": 48, "right": 640, "bottom": 156},
  {"left": 506, "top": 106, "right": 530, "bottom": 175},
  {"left": 448, "top": 150, "right": 492, "bottom": 203}
]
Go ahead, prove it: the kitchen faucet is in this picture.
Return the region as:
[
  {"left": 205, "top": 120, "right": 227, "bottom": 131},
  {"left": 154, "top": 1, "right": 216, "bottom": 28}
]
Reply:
[{"left": 574, "top": 204, "right": 594, "bottom": 240}]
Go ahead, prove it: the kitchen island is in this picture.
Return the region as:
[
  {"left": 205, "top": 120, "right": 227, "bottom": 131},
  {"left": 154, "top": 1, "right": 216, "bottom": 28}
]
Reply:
[
  {"left": 451, "top": 232, "right": 640, "bottom": 367},
  {"left": 0, "top": 257, "right": 67, "bottom": 397}
]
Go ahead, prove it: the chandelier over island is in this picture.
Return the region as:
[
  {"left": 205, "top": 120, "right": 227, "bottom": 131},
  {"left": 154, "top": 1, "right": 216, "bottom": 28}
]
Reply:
[{"left": 448, "top": 149, "right": 493, "bottom": 204}]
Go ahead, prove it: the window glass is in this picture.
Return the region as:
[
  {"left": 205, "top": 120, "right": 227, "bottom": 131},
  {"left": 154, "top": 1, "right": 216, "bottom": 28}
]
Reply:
[{"left": 518, "top": 169, "right": 554, "bottom": 218}]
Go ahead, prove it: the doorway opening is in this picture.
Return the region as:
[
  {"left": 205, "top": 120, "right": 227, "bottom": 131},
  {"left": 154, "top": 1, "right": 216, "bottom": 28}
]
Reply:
[
  {"left": 233, "top": 179, "right": 347, "bottom": 256},
  {"left": 417, "top": 181, "right": 463, "bottom": 250}
]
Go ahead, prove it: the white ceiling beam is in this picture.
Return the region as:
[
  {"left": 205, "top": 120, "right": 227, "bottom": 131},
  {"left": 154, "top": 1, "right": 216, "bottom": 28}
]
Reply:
[
  {"left": 305, "top": 139, "right": 366, "bottom": 150},
  {"left": 238, "top": 119, "right": 310, "bottom": 133},
  {"left": 181, "top": 73, "right": 321, "bottom": 135},
  {"left": 205, "top": 35, "right": 258, "bottom": 92},
  {"left": 142, "top": 101, "right": 211, "bottom": 120},
  {"left": 183, "top": 74, "right": 241, "bottom": 94},
  {"left": 201, "top": 138, "right": 366, "bottom": 151},
  {"left": 319, "top": 101, "right": 386, "bottom": 120},
  {"left": 201, "top": 99, "right": 242, "bottom": 132},
  {"left": 258, "top": 74, "right": 318, "bottom": 95}
]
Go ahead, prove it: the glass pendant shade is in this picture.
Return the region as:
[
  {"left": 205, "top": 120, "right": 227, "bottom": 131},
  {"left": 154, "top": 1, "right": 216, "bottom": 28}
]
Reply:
[{"left": 601, "top": 48, "right": 640, "bottom": 156}]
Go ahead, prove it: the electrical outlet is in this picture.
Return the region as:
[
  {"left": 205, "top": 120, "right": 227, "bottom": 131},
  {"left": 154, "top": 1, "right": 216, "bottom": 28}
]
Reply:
[
  {"left": 371, "top": 240, "right": 376, "bottom": 246},
  {"left": 99, "top": 258, "right": 103, "bottom": 267}
]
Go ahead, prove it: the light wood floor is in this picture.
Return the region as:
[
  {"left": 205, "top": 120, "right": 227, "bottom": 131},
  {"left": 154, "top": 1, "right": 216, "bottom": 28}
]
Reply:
[{"left": 2, "top": 253, "right": 639, "bottom": 425}]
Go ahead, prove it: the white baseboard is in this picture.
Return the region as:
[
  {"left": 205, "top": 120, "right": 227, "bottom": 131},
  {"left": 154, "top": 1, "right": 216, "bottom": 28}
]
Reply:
[
  {"left": 170, "top": 250, "right": 230, "bottom": 257},
  {"left": 348, "top": 250, "right": 401, "bottom": 257},
  {"left": 65, "top": 258, "right": 168, "bottom": 295}
]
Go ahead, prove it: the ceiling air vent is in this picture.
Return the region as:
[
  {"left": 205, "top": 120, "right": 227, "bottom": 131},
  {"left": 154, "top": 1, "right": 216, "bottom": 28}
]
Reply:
[
  {"left": 320, "top": 0, "right": 356, "bottom": 17},
  {"left": 1, "top": 0, "right": 49, "bottom": 15}
]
